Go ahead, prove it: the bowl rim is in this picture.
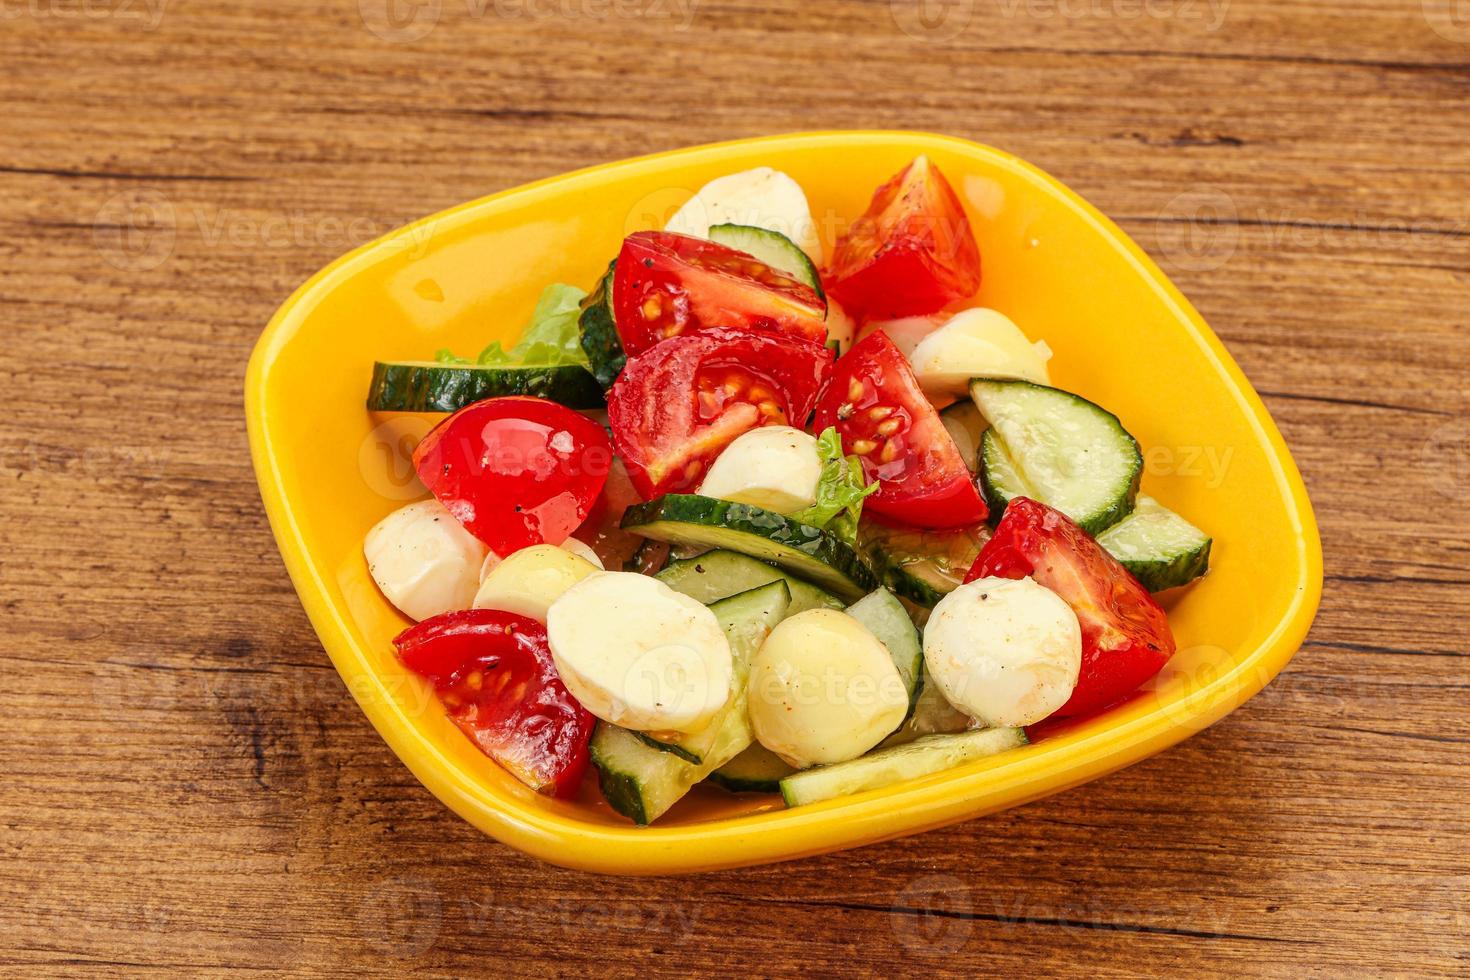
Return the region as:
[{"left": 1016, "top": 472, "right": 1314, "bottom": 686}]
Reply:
[{"left": 245, "top": 130, "right": 1323, "bottom": 875}]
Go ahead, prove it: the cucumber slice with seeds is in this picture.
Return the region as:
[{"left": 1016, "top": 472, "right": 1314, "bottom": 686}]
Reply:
[
  {"left": 621, "top": 494, "right": 878, "bottom": 602},
  {"left": 657, "top": 549, "right": 844, "bottom": 614},
  {"left": 858, "top": 520, "right": 990, "bottom": 608},
  {"left": 707, "top": 223, "right": 824, "bottom": 298},
  {"left": 779, "top": 727, "right": 1027, "bottom": 807},
  {"left": 709, "top": 743, "right": 796, "bottom": 794},
  {"left": 880, "top": 666, "right": 975, "bottom": 749},
  {"left": 577, "top": 260, "right": 624, "bottom": 388},
  {"left": 1097, "top": 494, "right": 1212, "bottom": 592},
  {"left": 632, "top": 580, "right": 791, "bottom": 765},
  {"left": 366, "top": 361, "right": 605, "bottom": 412},
  {"left": 590, "top": 580, "right": 790, "bottom": 824},
  {"left": 845, "top": 587, "right": 923, "bottom": 718},
  {"left": 971, "top": 379, "right": 1142, "bottom": 534}
]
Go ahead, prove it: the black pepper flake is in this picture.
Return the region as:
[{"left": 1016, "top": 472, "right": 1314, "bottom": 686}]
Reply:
[{"left": 643, "top": 258, "right": 653, "bottom": 268}]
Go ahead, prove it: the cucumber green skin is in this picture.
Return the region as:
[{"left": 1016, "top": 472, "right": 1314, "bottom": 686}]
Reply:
[
  {"left": 862, "top": 545, "right": 958, "bottom": 609},
  {"left": 978, "top": 428, "right": 1020, "bottom": 520},
  {"left": 708, "top": 744, "right": 796, "bottom": 794},
  {"left": 1112, "top": 538, "right": 1212, "bottom": 592},
  {"left": 857, "top": 521, "right": 984, "bottom": 609},
  {"left": 589, "top": 728, "right": 654, "bottom": 826},
  {"left": 366, "top": 361, "right": 604, "bottom": 412},
  {"left": 577, "top": 261, "right": 625, "bottom": 389},
  {"left": 706, "top": 223, "right": 825, "bottom": 300},
  {"left": 621, "top": 494, "right": 879, "bottom": 602},
  {"left": 779, "top": 727, "right": 1028, "bottom": 808},
  {"left": 656, "top": 549, "right": 844, "bottom": 614},
  {"left": 979, "top": 428, "right": 1140, "bottom": 536},
  {"left": 845, "top": 587, "right": 924, "bottom": 719}
]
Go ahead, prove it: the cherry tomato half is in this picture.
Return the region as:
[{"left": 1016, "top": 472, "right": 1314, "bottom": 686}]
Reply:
[
  {"left": 394, "top": 609, "right": 595, "bottom": 798},
  {"left": 967, "top": 497, "right": 1176, "bottom": 719},
  {"left": 812, "top": 329, "right": 986, "bottom": 528},
  {"left": 612, "top": 231, "right": 828, "bottom": 357},
  {"left": 412, "top": 396, "right": 612, "bottom": 557},
  {"left": 607, "top": 327, "right": 833, "bottom": 499},
  {"left": 826, "top": 156, "right": 981, "bottom": 320}
]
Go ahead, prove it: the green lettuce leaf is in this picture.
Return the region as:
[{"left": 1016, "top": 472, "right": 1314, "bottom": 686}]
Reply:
[
  {"left": 436, "top": 283, "right": 590, "bottom": 368},
  {"left": 791, "top": 427, "right": 878, "bottom": 545}
]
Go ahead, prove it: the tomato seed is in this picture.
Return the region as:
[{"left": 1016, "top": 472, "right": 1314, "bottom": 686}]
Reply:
[
  {"left": 877, "top": 418, "right": 901, "bottom": 437},
  {"left": 879, "top": 441, "right": 900, "bottom": 463},
  {"left": 851, "top": 439, "right": 877, "bottom": 455}
]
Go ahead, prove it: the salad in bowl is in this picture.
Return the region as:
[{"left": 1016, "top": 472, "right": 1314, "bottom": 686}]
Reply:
[{"left": 360, "top": 156, "right": 1212, "bottom": 825}]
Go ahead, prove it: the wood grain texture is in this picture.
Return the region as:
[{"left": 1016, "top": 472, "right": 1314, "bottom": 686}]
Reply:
[{"left": 1, "top": 0, "right": 1467, "bottom": 975}]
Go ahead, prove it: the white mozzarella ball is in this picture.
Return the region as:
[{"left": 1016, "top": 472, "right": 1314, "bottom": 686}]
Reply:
[
  {"left": 698, "top": 426, "right": 821, "bottom": 516},
  {"left": 473, "top": 544, "right": 599, "bottom": 623},
  {"left": 908, "top": 308, "right": 1053, "bottom": 398},
  {"left": 856, "top": 315, "right": 946, "bottom": 361},
  {"left": 546, "top": 572, "right": 733, "bottom": 735},
  {"left": 364, "top": 499, "right": 488, "bottom": 622},
  {"left": 664, "top": 167, "right": 824, "bottom": 263},
  {"left": 923, "top": 576, "right": 1081, "bottom": 727},
  {"left": 479, "top": 537, "right": 604, "bottom": 583},
  {"left": 747, "top": 609, "right": 910, "bottom": 769}
]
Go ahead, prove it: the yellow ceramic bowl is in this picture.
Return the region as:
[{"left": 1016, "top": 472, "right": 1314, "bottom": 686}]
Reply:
[{"left": 246, "top": 131, "right": 1322, "bottom": 874}]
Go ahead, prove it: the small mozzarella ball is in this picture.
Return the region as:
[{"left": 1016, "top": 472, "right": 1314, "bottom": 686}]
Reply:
[
  {"left": 698, "top": 426, "right": 821, "bottom": 516},
  {"left": 364, "top": 499, "right": 488, "bottom": 622},
  {"left": 747, "top": 609, "right": 910, "bottom": 768},
  {"left": 473, "top": 544, "right": 599, "bottom": 623},
  {"left": 856, "top": 315, "right": 945, "bottom": 361},
  {"left": 924, "top": 576, "right": 1081, "bottom": 727},
  {"left": 665, "top": 167, "right": 823, "bottom": 263},
  {"left": 908, "top": 308, "right": 1053, "bottom": 398},
  {"left": 479, "top": 537, "right": 604, "bottom": 583},
  {"left": 547, "top": 572, "right": 732, "bottom": 734}
]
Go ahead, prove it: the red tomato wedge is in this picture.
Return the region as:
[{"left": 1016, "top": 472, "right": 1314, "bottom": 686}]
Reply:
[
  {"left": 608, "top": 327, "right": 833, "bottom": 499},
  {"left": 967, "top": 497, "right": 1176, "bottom": 719},
  {"left": 394, "top": 609, "right": 595, "bottom": 798},
  {"left": 412, "top": 397, "right": 612, "bottom": 557},
  {"left": 612, "top": 231, "right": 828, "bottom": 357},
  {"left": 812, "top": 330, "right": 986, "bottom": 528},
  {"left": 826, "top": 156, "right": 981, "bottom": 320}
]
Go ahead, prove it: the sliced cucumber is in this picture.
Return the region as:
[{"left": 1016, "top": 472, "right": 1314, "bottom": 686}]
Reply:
[
  {"left": 591, "top": 581, "right": 789, "bottom": 824},
  {"left": 845, "top": 588, "right": 922, "bottom": 718},
  {"left": 708, "top": 743, "right": 796, "bottom": 794},
  {"left": 939, "top": 400, "right": 987, "bottom": 473},
  {"left": 366, "top": 361, "right": 604, "bottom": 412},
  {"left": 621, "top": 494, "right": 878, "bottom": 602},
  {"left": 858, "top": 520, "right": 989, "bottom": 608},
  {"left": 707, "top": 223, "right": 824, "bottom": 298},
  {"left": 1097, "top": 494, "right": 1212, "bottom": 592},
  {"left": 971, "top": 379, "right": 1142, "bottom": 535},
  {"left": 634, "top": 581, "right": 791, "bottom": 764},
  {"left": 879, "top": 666, "right": 974, "bottom": 749},
  {"left": 577, "top": 260, "right": 624, "bottom": 388},
  {"left": 779, "top": 727, "right": 1027, "bottom": 808},
  {"left": 657, "top": 549, "right": 844, "bottom": 614}
]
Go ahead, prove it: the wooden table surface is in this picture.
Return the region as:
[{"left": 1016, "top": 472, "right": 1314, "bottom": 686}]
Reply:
[{"left": 4, "top": 0, "right": 1468, "bottom": 975}]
